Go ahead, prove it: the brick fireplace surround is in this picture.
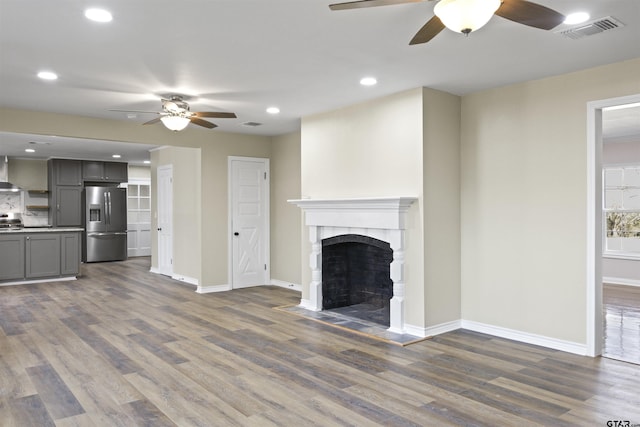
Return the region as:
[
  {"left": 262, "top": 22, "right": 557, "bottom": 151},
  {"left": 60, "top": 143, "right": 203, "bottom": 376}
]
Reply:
[{"left": 289, "top": 197, "right": 417, "bottom": 334}]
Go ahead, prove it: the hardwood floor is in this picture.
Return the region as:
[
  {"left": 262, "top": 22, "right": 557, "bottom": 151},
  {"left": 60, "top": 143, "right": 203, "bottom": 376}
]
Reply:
[
  {"left": 1, "top": 258, "right": 640, "bottom": 426},
  {"left": 603, "top": 283, "right": 640, "bottom": 365}
]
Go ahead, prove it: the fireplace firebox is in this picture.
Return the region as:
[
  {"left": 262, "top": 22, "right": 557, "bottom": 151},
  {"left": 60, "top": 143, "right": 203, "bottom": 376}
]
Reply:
[{"left": 322, "top": 234, "right": 393, "bottom": 326}]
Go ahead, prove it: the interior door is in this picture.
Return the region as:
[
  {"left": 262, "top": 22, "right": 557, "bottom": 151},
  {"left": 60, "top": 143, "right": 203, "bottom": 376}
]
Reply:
[
  {"left": 157, "top": 165, "right": 173, "bottom": 276},
  {"left": 230, "top": 157, "right": 269, "bottom": 288}
]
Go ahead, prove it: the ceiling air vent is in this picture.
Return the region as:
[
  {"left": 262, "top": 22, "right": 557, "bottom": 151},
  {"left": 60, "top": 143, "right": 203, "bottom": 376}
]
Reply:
[
  {"left": 241, "top": 121, "right": 263, "bottom": 127},
  {"left": 556, "top": 16, "right": 624, "bottom": 40}
]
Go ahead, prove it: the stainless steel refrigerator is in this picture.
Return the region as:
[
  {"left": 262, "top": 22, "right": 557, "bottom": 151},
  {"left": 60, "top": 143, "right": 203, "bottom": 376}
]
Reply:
[{"left": 83, "top": 186, "right": 127, "bottom": 262}]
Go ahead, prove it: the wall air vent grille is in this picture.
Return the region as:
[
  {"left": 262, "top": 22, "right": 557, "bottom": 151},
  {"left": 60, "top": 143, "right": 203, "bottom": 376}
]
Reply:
[
  {"left": 241, "top": 121, "right": 263, "bottom": 127},
  {"left": 556, "top": 16, "right": 624, "bottom": 40}
]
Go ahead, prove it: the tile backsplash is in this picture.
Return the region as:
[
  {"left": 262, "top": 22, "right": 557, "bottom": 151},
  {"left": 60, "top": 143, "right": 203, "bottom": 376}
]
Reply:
[
  {"left": 0, "top": 192, "right": 50, "bottom": 226},
  {"left": 0, "top": 193, "right": 22, "bottom": 213}
]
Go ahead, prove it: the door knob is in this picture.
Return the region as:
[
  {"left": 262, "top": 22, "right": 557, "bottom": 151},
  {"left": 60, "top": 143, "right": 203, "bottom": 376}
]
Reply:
[
  {"left": 157, "top": 227, "right": 162, "bottom": 231},
  {"left": 234, "top": 232, "right": 239, "bottom": 236}
]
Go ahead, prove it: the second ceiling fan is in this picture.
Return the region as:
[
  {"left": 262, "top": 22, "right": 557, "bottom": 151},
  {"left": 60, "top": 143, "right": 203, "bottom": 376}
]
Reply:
[
  {"left": 112, "top": 96, "right": 237, "bottom": 131},
  {"left": 329, "top": 0, "right": 566, "bottom": 45}
]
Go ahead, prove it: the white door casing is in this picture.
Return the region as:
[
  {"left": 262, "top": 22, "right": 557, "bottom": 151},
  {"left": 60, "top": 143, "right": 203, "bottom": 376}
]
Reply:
[
  {"left": 157, "top": 165, "right": 173, "bottom": 277},
  {"left": 229, "top": 157, "right": 270, "bottom": 289}
]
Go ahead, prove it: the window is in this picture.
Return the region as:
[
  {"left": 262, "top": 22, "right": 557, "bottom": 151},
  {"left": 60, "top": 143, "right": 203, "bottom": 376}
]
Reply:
[{"left": 604, "top": 166, "right": 640, "bottom": 259}]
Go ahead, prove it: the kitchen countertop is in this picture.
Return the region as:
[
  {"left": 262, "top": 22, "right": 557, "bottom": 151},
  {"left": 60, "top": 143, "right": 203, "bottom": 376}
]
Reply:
[{"left": 0, "top": 227, "right": 84, "bottom": 234}]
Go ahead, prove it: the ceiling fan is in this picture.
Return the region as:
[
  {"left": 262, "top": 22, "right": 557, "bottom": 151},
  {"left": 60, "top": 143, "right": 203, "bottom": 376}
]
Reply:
[
  {"left": 329, "top": 0, "right": 566, "bottom": 45},
  {"left": 111, "top": 96, "right": 237, "bottom": 131}
]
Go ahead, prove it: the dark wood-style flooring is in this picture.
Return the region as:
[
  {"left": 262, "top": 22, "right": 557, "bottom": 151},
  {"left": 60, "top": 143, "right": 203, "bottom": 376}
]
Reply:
[
  {"left": 1, "top": 257, "right": 639, "bottom": 426},
  {"left": 603, "top": 283, "right": 640, "bottom": 365}
]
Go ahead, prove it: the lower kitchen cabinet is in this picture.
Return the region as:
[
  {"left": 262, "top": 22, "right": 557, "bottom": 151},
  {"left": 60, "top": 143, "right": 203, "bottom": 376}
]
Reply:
[
  {"left": 60, "top": 232, "right": 80, "bottom": 275},
  {"left": 25, "top": 234, "right": 61, "bottom": 278},
  {"left": 0, "top": 231, "right": 81, "bottom": 284},
  {"left": 0, "top": 234, "right": 25, "bottom": 281}
]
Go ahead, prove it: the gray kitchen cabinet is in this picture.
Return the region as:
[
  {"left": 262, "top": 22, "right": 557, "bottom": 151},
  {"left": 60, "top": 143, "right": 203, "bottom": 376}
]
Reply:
[
  {"left": 48, "top": 159, "right": 84, "bottom": 227},
  {"left": 0, "top": 234, "right": 25, "bottom": 281},
  {"left": 60, "top": 232, "right": 80, "bottom": 275},
  {"left": 55, "top": 187, "right": 83, "bottom": 226},
  {"left": 0, "top": 230, "right": 81, "bottom": 283},
  {"left": 105, "top": 162, "right": 128, "bottom": 182},
  {"left": 83, "top": 161, "right": 128, "bottom": 182},
  {"left": 25, "top": 234, "right": 61, "bottom": 278},
  {"left": 50, "top": 159, "right": 83, "bottom": 186}
]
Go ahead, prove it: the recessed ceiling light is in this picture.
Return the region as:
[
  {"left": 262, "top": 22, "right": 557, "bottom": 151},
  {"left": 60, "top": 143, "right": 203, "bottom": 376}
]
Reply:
[
  {"left": 564, "top": 12, "right": 590, "bottom": 25},
  {"left": 37, "top": 71, "right": 58, "bottom": 80},
  {"left": 360, "top": 77, "right": 377, "bottom": 86},
  {"left": 25, "top": 148, "right": 35, "bottom": 153},
  {"left": 112, "top": 154, "right": 121, "bottom": 159},
  {"left": 85, "top": 8, "right": 113, "bottom": 23},
  {"left": 266, "top": 107, "right": 280, "bottom": 114},
  {"left": 143, "top": 160, "right": 151, "bottom": 164}
]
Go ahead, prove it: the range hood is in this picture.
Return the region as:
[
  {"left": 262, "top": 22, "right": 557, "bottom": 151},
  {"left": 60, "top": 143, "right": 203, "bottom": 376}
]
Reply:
[{"left": 0, "top": 156, "right": 22, "bottom": 192}]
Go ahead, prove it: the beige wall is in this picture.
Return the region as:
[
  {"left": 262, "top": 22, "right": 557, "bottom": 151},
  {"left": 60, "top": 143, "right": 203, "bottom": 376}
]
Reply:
[
  {"left": 7, "top": 158, "right": 48, "bottom": 190},
  {"left": 128, "top": 165, "right": 151, "bottom": 180},
  {"left": 461, "top": 58, "right": 640, "bottom": 344},
  {"left": 422, "top": 88, "right": 461, "bottom": 326},
  {"left": 270, "top": 131, "right": 302, "bottom": 285}
]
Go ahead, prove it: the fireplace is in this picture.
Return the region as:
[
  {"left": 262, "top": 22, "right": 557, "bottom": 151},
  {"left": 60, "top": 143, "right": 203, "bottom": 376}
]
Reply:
[{"left": 288, "top": 197, "right": 417, "bottom": 334}]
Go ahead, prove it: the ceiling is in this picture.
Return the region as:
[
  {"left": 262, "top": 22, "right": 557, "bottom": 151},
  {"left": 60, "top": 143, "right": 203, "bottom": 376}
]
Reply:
[{"left": 1, "top": 0, "right": 639, "bottom": 162}]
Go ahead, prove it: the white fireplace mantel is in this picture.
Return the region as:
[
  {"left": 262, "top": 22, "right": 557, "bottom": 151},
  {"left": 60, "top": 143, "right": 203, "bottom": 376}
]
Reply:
[
  {"left": 289, "top": 197, "right": 417, "bottom": 334},
  {"left": 288, "top": 197, "right": 417, "bottom": 229}
]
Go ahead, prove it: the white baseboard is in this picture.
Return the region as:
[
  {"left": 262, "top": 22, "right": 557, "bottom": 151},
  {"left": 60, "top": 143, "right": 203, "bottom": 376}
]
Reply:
[
  {"left": 271, "top": 279, "right": 302, "bottom": 292},
  {"left": 171, "top": 274, "right": 198, "bottom": 286},
  {"left": 404, "top": 319, "right": 461, "bottom": 338},
  {"left": 603, "top": 276, "right": 640, "bottom": 287},
  {"left": 0, "top": 276, "right": 77, "bottom": 287},
  {"left": 149, "top": 268, "right": 199, "bottom": 286},
  {"left": 196, "top": 284, "right": 231, "bottom": 294},
  {"left": 461, "top": 320, "right": 588, "bottom": 356}
]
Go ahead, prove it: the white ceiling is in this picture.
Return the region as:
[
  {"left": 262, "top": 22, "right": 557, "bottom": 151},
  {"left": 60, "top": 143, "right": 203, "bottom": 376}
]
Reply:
[{"left": 1, "top": 0, "right": 639, "bottom": 161}]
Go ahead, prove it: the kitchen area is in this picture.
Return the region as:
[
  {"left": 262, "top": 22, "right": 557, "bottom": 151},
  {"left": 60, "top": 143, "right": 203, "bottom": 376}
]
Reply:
[{"left": 0, "top": 155, "right": 133, "bottom": 285}]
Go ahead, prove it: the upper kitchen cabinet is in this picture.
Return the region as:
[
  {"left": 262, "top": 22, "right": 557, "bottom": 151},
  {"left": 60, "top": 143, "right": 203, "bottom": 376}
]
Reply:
[
  {"left": 50, "top": 159, "right": 82, "bottom": 186},
  {"left": 48, "top": 159, "right": 83, "bottom": 227},
  {"left": 83, "top": 161, "right": 128, "bottom": 183}
]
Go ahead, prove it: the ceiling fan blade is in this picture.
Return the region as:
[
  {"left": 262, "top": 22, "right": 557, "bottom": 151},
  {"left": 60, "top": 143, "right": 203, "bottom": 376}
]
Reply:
[
  {"left": 109, "top": 109, "right": 159, "bottom": 114},
  {"left": 193, "top": 111, "right": 237, "bottom": 119},
  {"left": 495, "top": 0, "right": 565, "bottom": 30},
  {"left": 190, "top": 117, "right": 217, "bottom": 129},
  {"left": 143, "top": 117, "right": 162, "bottom": 125},
  {"left": 409, "top": 15, "right": 445, "bottom": 45},
  {"left": 330, "top": 0, "right": 425, "bottom": 11}
]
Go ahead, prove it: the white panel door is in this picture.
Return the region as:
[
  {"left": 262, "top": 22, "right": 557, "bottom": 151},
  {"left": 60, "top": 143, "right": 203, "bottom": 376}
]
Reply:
[
  {"left": 157, "top": 165, "right": 173, "bottom": 276},
  {"left": 127, "top": 179, "right": 152, "bottom": 257},
  {"left": 230, "top": 157, "right": 269, "bottom": 288}
]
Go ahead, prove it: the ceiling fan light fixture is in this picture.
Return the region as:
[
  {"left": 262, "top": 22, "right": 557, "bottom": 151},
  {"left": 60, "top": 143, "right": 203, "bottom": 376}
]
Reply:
[
  {"left": 434, "top": 0, "right": 501, "bottom": 34},
  {"left": 160, "top": 115, "right": 190, "bottom": 131}
]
